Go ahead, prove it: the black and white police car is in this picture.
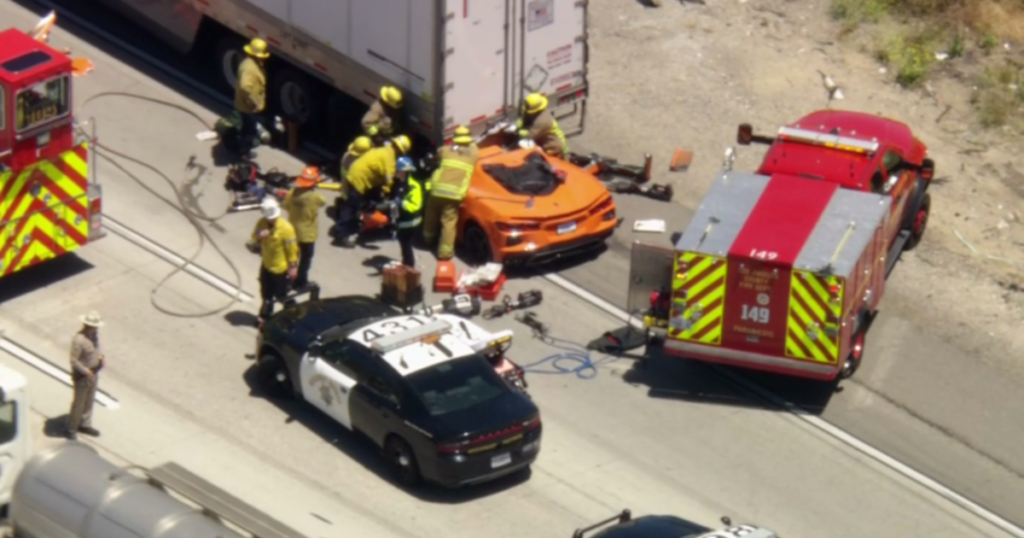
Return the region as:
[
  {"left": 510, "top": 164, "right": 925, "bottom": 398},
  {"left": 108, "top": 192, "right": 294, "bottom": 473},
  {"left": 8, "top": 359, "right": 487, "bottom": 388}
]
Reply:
[
  {"left": 254, "top": 295, "right": 541, "bottom": 488},
  {"left": 573, "top": 510, "right": 780, "bottom": 538}
]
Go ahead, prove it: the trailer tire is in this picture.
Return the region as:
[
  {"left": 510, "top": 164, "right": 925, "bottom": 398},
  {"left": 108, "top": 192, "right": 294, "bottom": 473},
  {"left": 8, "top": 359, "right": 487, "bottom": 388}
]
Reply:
[
  {"left": 213, "top": 35, "right": 247, "bottom": 92},
  {"left": 904, "top": 192, "right": 930, "bottom": 251},
  {"left": 271, "top": 68, "right": 325, "bottom": 132}
]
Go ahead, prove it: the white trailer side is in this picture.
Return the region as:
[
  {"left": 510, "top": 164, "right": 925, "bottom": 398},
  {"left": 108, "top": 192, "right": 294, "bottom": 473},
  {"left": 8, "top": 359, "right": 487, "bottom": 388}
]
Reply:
[{"left": 88, "top": 0, "right": 589, "bottom": 146}]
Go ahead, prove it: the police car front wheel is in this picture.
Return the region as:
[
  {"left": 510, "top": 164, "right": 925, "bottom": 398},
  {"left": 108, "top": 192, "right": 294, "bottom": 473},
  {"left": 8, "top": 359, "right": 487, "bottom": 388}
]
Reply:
[
  {"left": 257, "top": 353, "right": 294, "bottom": 399},
  {"left": 386, "top": 436, "right": 421, "bottom": 487}
]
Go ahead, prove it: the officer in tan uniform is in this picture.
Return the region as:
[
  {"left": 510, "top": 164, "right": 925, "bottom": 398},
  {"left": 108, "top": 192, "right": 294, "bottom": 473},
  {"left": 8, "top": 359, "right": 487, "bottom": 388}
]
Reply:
[
  {"left": 233, "top": 37, "right": 270, "bottom": 158},
  {"left": 66, "top": 311, "right": 105, "bottom": 440},
  {"left": 517, "top": 92, "right": 568, "bottom": 158},
  {"left": 422, "top": 126, "right": 479, "bottom": 260},
  {"left": 361, "top": 85, "right": 405, "bottom": 145},
  {"left": 283, "top": 166, "right": 327, "bottom": 290}
]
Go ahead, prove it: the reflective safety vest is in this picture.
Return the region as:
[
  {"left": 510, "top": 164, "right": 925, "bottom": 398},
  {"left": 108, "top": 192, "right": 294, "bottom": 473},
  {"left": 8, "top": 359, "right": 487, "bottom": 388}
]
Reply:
[
  {"left": 429, "top": 145, "right": 478, "bottom": 201},
  {"left": 397, "top": 175, "right": 426, "bottom": 229}
]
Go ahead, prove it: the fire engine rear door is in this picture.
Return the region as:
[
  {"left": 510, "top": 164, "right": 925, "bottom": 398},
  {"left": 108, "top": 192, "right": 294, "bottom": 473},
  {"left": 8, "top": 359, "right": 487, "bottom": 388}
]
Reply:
[{"left": 626, "top": 241, "right": 674, "bottom": 317}]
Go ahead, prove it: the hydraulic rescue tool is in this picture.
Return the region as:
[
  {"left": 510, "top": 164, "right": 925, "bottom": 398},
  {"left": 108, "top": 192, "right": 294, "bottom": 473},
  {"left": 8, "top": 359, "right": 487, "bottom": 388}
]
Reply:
[
  {"left": 482, "top": 290, "right": 544, "bottom": 320},
  {"left": 567, "top": 152, "right": 674, "bottom": 202},
  {"left": 412, "top": 293, "right": 483, "bottom": 318}
]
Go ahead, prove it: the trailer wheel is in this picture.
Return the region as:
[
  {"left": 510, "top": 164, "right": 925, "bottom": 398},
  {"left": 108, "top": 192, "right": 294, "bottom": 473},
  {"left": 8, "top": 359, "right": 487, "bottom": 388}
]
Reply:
[
  {"left": 904, "top": 192, "right": 930, "bottom": 251},
  {"left": 839, "top": 329, "right": 865, "bottom": 380},
  {"left": 213, "top": 36, "right": 247, "bottom": 92},
  {"left": 271, "top": 68, "right": 325, "bottom": 132}
]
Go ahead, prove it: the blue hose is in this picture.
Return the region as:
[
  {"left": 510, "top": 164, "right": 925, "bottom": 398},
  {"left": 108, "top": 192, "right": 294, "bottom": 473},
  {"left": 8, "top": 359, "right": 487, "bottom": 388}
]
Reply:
[{"left": 516, "top": 318, "right": 618, "bottom": 379}]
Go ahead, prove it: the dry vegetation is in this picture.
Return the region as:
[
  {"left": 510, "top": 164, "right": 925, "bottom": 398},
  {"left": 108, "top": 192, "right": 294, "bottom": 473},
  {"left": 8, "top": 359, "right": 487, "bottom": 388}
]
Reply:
[{"left": 831, "top": 0, "right": 1024, "bottom": 130}]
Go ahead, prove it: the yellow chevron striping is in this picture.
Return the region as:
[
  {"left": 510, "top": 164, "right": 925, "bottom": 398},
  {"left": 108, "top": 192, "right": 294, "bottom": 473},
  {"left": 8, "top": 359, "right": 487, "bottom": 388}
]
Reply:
[
  {"left": 60, "top": 144, "right": 89, "bottom": 180},
  {"left": 784, "top": 270, "right": 842, "bottom": 364},
  {"left": 669, "top": 252, "right": 728, "bottom": 346}
]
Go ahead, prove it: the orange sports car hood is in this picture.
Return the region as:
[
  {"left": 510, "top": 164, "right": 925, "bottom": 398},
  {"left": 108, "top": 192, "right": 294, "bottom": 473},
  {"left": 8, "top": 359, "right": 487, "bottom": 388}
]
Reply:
[{"left": 469, "top": 147, "right": 610, "bottom": 218}]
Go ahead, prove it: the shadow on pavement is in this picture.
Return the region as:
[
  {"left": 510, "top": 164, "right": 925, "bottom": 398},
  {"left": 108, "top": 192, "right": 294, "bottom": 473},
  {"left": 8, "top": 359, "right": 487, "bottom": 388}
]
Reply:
[
  {"left": 43, "top": 415, "right": 70, "bottom": 438},
  {"left": 224, "top": 310, "right": 258, "bottom": 328},
  {"left": 0, "top": 255, "right": 95, "bottom": 304},
  {"left": 621, "top": 340, "right": 839, "bottom": 414},
  {"left": 240, "top": 364, "right": 529, "bottom": 503}
]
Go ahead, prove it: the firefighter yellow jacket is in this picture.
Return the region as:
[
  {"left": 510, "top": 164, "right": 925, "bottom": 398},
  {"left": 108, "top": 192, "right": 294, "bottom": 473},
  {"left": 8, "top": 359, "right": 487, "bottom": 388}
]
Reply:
[
  {"left": 517, "top": 109, "right": 567, "bottom": 156},
  {"left": 346, "top": 145, "right": 397, "bottom": 195},
  {"left": 234, "top": 57, "right": 266, "bottom": 114},
  {"left": 283, "top": 187, "right": 327, "bottom": 243},
  {"left": 361, "top": 99, "right": 403, "bottom": 137},
  {"left": 429, "top": 144, "right": 479, "bottom": 201},
  {"left": 251, "top": 217, "right": 298, "bottom": 274}
]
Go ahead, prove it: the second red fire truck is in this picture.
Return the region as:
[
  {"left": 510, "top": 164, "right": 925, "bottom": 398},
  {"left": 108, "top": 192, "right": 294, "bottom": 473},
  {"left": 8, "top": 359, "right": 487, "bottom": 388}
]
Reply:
[{"left": 630, "top": 110, "right": 934, "bottom": 381}]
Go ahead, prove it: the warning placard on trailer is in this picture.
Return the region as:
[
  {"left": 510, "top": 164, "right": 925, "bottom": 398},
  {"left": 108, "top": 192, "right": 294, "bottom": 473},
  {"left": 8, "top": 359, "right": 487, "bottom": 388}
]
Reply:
[{"left": 528, "top": 0, "right": 554, "bottom": 31}]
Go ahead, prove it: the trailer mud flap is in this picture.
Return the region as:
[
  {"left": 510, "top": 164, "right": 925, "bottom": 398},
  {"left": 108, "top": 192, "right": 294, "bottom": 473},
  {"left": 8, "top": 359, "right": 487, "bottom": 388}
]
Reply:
[{"left": 626, "top": 241, "right": 674, "bottom": 318}]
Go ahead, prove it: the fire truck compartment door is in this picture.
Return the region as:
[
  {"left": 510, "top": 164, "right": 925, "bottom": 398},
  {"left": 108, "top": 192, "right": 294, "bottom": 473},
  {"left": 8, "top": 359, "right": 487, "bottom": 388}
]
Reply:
[{"left": 627, "top": 241, "right": 675, "bottom": 316}]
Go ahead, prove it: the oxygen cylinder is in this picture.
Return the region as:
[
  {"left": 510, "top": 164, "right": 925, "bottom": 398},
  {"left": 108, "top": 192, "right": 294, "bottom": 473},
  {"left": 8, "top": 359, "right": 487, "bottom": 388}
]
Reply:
[{"left": 9, "top": 441, "right": 247, "bottom": 538}]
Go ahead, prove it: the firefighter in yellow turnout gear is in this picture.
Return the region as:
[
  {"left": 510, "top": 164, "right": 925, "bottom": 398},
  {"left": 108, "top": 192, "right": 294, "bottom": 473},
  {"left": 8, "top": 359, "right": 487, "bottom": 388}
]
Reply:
[
  {"left": 361, "top": 85, "right": 405, "bottom": 145},
  {"left": 282, "top": 166, "right": 327, "bottom": 290},
  {"left": 251, "top": 198, "right": 298, "bottom": 326},
  {"left": 334, "top": 135, "right": 412, "bottom": 248},
  {"left": 423, "top": 126, "right": 478, "bottom": 260},
  {"left": 233, "top": 37, "right": 269, "bottom": 157},
  {"left": 517, "top": 93, "right": 567, "bottom": 158}
]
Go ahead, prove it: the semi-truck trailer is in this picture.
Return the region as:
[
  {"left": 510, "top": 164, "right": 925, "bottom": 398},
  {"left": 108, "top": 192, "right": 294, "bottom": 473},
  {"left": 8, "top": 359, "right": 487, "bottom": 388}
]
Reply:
[{"left": 92, "top": 0, "right": 590, "bottom": 148}]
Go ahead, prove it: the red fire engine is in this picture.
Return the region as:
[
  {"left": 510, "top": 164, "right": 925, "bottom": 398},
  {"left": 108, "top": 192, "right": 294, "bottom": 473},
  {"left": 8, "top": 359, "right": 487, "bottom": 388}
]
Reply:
[
  {"left": 0, "top": 13, "right": 103, "bottom": 279},
  {"left": 630, "top": 110, "right": 934, "bottom": 381}
]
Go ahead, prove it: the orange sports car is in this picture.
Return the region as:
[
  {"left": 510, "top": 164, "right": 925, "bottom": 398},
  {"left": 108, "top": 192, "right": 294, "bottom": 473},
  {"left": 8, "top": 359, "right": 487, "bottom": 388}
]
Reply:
[{"left": 455, "top": 146, "right": 619, "bottom": 266}]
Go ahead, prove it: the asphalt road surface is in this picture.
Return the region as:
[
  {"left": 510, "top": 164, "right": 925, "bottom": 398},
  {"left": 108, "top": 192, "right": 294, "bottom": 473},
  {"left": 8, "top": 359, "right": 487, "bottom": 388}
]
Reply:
[{"left": 0, "top": 1, "right": 1020, "bottom": 536}]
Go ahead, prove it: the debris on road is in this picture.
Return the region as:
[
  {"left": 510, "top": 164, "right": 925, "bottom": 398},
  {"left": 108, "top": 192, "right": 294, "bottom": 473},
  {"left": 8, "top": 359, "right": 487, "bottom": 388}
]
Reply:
[
  {"left": 567, "top": 152, "right": 675, "bottom": 201},
  {"left": 669, "top": 148, "right": 693, "bottom": 172},
  {"left": 633, "top": 219, "right": 666, "bottom": 233}
]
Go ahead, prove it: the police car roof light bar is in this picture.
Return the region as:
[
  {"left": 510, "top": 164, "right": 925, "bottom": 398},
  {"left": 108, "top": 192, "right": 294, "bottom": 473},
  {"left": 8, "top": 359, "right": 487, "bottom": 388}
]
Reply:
[
  {"left": 371, "top": 319, "right": 453, "bottom": 354},
  {"left": 469, "top": 329, "right": 514, "bottom": 353},
  {"left": 776, "top": 126, "right": 879, "bottom": 155}
]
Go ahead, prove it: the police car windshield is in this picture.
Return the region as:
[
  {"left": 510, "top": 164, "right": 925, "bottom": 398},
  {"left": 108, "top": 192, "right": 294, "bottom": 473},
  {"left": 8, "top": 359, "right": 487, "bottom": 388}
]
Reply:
[{"left": 405, "top": 355, "right": 505, "bottom": 416}]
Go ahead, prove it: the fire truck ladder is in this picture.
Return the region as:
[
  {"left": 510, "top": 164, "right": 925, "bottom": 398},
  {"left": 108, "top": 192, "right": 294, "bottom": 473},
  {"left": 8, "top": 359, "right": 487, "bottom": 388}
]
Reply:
[{"left": 145, "top": 461, "right": 309, "bottom": 538}]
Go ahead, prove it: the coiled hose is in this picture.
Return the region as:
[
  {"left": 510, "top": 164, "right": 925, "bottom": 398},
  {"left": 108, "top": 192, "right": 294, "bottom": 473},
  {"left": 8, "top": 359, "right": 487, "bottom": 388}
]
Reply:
[
  {"left": 514, "top": 313, "right": 618, "bottom": 379},
  {"left": 77, "top": 91, "right": 247, "bottom": 318}
]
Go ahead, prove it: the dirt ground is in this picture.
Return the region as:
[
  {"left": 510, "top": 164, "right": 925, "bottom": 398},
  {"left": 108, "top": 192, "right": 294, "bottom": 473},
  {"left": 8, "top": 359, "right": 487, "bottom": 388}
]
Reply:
[{"left": 574, "top": 0, "right": 1024, "bottom": 375}]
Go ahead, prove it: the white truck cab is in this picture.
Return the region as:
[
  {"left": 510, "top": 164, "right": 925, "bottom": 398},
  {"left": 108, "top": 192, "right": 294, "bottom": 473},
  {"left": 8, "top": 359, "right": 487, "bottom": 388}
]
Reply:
[{"left": 0, "top": 364, "right": 30, "bottom": 517}]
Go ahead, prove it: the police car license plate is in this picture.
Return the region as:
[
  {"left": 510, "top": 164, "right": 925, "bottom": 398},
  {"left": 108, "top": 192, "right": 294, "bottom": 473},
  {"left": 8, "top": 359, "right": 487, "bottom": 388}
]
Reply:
[
  {"left": 557, "top": 221, "right": 576, "bottom": 235},
  {"left": 491, "top": 453, "right": 512, "bottom": 468}
]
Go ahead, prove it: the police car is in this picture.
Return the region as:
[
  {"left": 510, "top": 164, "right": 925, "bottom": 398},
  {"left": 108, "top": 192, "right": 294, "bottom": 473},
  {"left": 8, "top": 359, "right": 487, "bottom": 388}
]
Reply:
[
  {"left": 254, "top": 295, "right": 541, "bottom": 488},
  {"left": 574, "top": 510, "right": 780, "bottom": 538}
]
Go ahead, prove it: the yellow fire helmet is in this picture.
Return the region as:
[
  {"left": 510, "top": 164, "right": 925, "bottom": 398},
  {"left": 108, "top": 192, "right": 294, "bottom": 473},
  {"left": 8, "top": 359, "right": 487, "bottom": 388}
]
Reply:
[
  {"left": 348, "top": 136, "right": 373, "bottom": 155},
  {"left": 522, "top": 92, "right": 548, "bottom": 115},
  {"left": 380, "top": 86, "right": 403, "bottom": 108},
  {"left": 452, "top": 125, "right": 473, "bottom": 145},
  {"left": 244, "top": 37, "right": 270, "bottom": 59},
  {"left": 391, "top": 134, "right": 412, "bottom": 154}
]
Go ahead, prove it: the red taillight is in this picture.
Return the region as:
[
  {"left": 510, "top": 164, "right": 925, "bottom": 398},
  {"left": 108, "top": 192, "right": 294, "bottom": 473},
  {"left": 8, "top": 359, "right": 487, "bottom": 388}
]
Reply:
[
  {"left": 496, "top": 222, "right": 540, "bottom": 232},
  {"left": 523, "top": 414, "right": 540, "bottom": 429},
  {"left": 828, "top": 284, "right": 840, "bottom": 293},
  {"left": 589, "top": 197, "right": 613, "bottom": 214},
  {"left": 437, "top": 440, "right": 469, "bottom": 455},
  {"left": 921, "top": 168, "right": 933, "bottom": 180},
  {"left": 89, "top": 197, "right": 101, "bottom": 218}
]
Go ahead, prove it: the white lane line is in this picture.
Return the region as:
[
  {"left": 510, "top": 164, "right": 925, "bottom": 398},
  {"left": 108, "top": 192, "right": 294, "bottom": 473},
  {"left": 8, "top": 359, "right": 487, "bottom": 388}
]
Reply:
[
  {"left": 103, "top": 216, "right": 254, "bottom": 303},
  {"left": 542, "top": 272, "right": 1024, "bottom": 538},
  {"left": 0, "top": 336, "right": 120, "bottom": 410}
]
